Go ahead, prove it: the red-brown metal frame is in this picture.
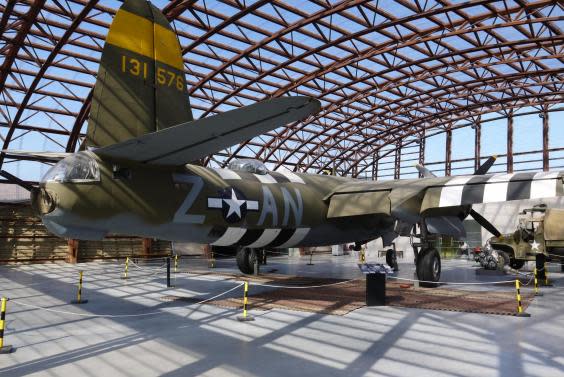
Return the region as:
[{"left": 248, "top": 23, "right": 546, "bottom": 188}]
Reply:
[{"left": 0, "top": 0, "right": 562, "bottom": 183}]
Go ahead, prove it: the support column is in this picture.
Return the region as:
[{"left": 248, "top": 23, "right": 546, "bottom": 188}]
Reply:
[
  {"left": 474, "top": 122, "right": 481, "bottom": 172},
  {"left": 418, "top": 134, "right": 426, "bottom": 178},
  {"left": 394, "top": 142, "right": 401, "bottom": 180},
  {"left": 507, "top": 115, "right": 514, "bottom": 173},
  {"left": 67, "top": 239, "right": 79, "bottom": 264},
  {"left": 142, "top": 238, "right": 152, "bottom": 257},
  {"left": 372, "top": 151, "right": 378, "bottom": 181},
  {"left": 543, "top": 111, "right": 549, "bottom": 171},
  {"left": 445, "top": 129, "right": 452, "bottom": 176}
]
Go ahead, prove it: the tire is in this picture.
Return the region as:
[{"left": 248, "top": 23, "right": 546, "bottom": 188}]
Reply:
[
  {"left": 509, "top": 259, "right": 525, "bottom": 270},
  {"left": 236, "top": 248, "right": 257, "bottom": 274},
  {"left": 496, "top": 250, "right": 510, "bottom": 271},
  {"left": 416, "top": 248, "right": 441, "bottom": 286},
  {"left": 385, "top": 249, "right": 396, "bottom": 268}
]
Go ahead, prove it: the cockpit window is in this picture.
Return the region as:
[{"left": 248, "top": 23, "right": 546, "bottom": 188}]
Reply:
[
  {"left": 228, "top": 159, "right": 268, "bottom": 175},
  {"left": 42, "top": 152, "right": 100, "bottom": 183}
]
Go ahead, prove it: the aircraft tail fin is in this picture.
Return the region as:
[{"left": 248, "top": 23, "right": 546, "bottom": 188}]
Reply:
[{"left": 86, "top": 0, "right": 193, "bottom": 148}]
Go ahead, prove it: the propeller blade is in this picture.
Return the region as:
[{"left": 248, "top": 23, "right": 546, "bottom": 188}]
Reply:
[
  {"left": 469, "top": 209, "right": 501, "bottom": 237},
  {"left": 415, "top": 163, "right": 436, "bottom": 178},
  {"left": 474, "top": 155, "right": 497, "bottom": 175}
]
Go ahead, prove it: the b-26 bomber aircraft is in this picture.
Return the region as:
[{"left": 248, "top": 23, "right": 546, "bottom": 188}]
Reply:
[{"left": 19, "top": 0, "right": 564, "bottom": 284}]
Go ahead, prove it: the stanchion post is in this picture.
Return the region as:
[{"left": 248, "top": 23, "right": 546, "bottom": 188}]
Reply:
[
  {"left": 0, "top": 297, "right": 13, "bottom": 354},
  {"left": 237, "top": 281, "right": 255, "bottom": 322},
  {"left": 209, "top": 250, "right": 215, "bottom": 268},
  {"left": 515, "top": 279, "right": 530, "bottom": 317},
  {"left": 166, "top": 257, "right": 173, "bottom": 288},
  {"left": 307, "top": 249, "right": 314, "bottom": 266},
  {"left": 70, "top": 271, "right": 88, "bottom": 304},
  {"left": 174, "top": 254, "right": 178, "bottom": 274},
  {"left": 121, "top": 256, "right": 129, "bottom": 280},
  {"left": 534, "top": 268, "right": 543, "bottom": 296}
]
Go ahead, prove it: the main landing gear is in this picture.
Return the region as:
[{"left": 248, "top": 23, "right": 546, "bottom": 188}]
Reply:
[
  {"left": 236, "top": 248, "right": 266, "bottom": 274},
  {"left": 411, "top": 223, "right": 441, "bottom": 286}
]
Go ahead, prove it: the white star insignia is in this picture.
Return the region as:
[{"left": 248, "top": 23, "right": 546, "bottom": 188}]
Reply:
[
  {"left": 531, "top": 239, "right": 540, "bottom": 252},
  {"left": 223, "top": 189, "right": 245, "bottom": 219}
]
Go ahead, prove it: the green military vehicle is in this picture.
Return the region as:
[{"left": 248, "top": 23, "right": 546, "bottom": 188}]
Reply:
[{"left": 479, "top": 205, "right": 564, "bottom": 270}]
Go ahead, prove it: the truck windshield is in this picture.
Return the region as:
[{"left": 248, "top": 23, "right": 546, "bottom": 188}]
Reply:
[{"left": 41, "top": 152, "right": 100, "bottom": 183}]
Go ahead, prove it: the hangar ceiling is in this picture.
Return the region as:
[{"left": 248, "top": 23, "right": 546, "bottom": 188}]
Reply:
[{"left": 0, "top": 0, "right": 563, "bottom": 181}]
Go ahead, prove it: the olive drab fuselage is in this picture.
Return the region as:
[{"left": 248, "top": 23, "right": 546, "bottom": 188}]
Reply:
[{"left": 36, "top": 153, "right": 392, "bottom": 248}]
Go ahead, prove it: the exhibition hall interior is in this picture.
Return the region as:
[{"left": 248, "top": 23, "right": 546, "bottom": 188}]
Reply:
[{"left": 0, "top": 0, "right": 563, "bottom": 376}]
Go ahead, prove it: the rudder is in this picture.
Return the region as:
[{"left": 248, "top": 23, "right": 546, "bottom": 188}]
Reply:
[{"left": 86, "top": 0, "right": 193, "bottom": 148}]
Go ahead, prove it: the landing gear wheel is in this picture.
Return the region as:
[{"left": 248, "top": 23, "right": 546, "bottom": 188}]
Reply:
[
  {"left": 236, "top": 248, "right": 258, "bottom": 274},
  {"left": 416, "top": 248, "right": 441, "bottom": 287},
  {"left": 509, "top": 259, "right": 525, "bottom": 270},
  {"left": 386, "top": 249, "right": 398, "bottom": 271}
]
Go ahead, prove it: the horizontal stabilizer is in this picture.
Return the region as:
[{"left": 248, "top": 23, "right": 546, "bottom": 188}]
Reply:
[
  {"left": 95, "top": 96, "right": 320, "bottom": 166},
  {"left": 2, "top": 150, "right": 70, "bottom": 162}
]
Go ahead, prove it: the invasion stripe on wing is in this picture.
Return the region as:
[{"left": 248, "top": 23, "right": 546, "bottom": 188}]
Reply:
[
  {"left": 530, "top": 172, "right": 559, "bottom": 199},
  {"left": 438, "top": 176, "right": 473, "bottom": 207},
  {"left": 483, "top": 173, "right": 514, "bottom": 203},
  {"left": 437, "top": 171, "right": 563, "bottom": 207}
]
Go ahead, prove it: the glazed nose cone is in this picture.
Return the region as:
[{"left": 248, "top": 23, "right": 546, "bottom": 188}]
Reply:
[{"left": 30, "top": 187, "right": 56, "bottom": 215}]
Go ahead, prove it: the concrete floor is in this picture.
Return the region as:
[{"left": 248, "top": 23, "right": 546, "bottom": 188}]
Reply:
[{"left": 1, "top": 254, "right": 564, "bottom": 377}]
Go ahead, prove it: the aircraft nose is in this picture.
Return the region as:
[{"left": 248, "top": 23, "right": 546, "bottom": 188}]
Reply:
[{"left": 30, "top": 187, "right": 57, "bottom": 216}]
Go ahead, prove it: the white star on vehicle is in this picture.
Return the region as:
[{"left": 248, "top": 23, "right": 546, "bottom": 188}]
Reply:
[
  {"left": 223, "top": 189, "right": 246, "bottom": 219},
  {"left": 531, "top": 239, "right": 540, "bottom": 251}
]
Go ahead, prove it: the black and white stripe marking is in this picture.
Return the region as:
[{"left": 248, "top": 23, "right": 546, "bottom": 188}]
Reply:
[
  {"left": 210, "top": 227, "right": 310, "bottom": 248},
  {"left": 211, "top": 168, "right": 306, "bottom": 184},
  {"left": 437, "top": 172, "right": 562, "bottom": 207}
]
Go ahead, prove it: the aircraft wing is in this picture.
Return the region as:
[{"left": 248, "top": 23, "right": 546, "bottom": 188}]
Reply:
[
  {"left": 94, "top": 96, "right": 320, "bottom": 166},
  {"left": 325, "top": 172, "right": 564, "bottom": 219}
]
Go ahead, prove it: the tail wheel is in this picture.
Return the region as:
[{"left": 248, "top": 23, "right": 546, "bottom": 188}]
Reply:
[
  {"left": 416, "top": 248, "right": 441, "bottom": 286},
  {"left": 236, "top": 248, "right": 257, "bottom": 274}
]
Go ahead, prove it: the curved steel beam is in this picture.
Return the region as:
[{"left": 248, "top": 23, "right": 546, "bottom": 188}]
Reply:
[
  {"left": 189, "top": 0, "right": 495, "bottom": 117},
  {"left": 329, "top": 92, "right": 563, "bottom": 175},
  {"left": 0, "top": 0, "right": 45, "bottom": 92},
  {"left": 221, "top": 17, "right": 563, "bottom": 166},
  {"left": 0, "top": 1, "right": 98, "bottom": 170},
  {"left": 278, "top": 68, "right": 563, "bottom": 171}
]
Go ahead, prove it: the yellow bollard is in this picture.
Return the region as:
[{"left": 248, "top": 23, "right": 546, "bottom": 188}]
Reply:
[
  {"left": 70, "top": 271, "right": 88, "bottom": 304},
  {"left": 237, "top": 281, "right": 255, "bottom": 322},
  {"left": 0, "top": 297, "right": 13, "bottom": 353},
  {"left": 209, "top": 251, "right": 215, "bottom": 269},
  {"left": 515, "top": 279, "right": 530, "bottom": 317},
  {"left": 544, "top": 262, "right": 550, "bottom": 286},
  {"left": 534, "top": 268, "right": 543, "bottom": 296},
  {"left": 174, "top": 254, "right": 178, "bottom": 273},
  {"left": 359, "top": 247, "right": 366, "bottom": 264},
  {"left": 121, "top": 257, "right": 129, "bottom": 280}
]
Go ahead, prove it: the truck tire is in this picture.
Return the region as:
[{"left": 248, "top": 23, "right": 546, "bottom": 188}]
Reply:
[
  {"left": 236, "top": 248, "right": 257, "bottom": 274},
  {"left": 416, "top": 248, "right": 441, "bottom": 286},
  {"left": 509, "top": 259, "right": 525, "bottom": 270},
  {"left": 385, "top": 249, "right": 396, "bottom": 269},
  {"left": 495, "top": 250, "right": 510, "bottom": 270}
]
